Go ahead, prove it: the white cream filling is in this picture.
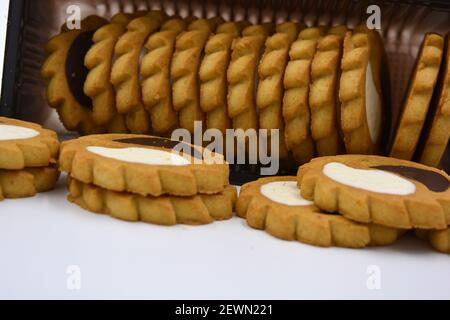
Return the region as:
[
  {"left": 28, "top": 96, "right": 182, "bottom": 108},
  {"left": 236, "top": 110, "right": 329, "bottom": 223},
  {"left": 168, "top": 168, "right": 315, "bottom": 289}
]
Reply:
[
  {"left": 323, "top": 162, "right": 416, "bottom": 195},
  {"left": 260, "top": 181, "right": 314, "bottom": 206},
  {"left": 0, "top": 124, "right": 40, "bottom": 141},
  {"left": 365, "top": 62, "right": 382, "bottom": 144},
  {"left": 86, "top": 146, "right": 191, "bottom": 166}
]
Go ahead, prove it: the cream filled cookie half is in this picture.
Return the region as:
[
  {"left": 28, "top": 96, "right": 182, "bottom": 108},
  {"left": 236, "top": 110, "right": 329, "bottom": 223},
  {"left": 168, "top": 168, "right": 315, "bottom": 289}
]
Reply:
[{"left": 237, "top": 176, "right": 402, "bottom": 248}]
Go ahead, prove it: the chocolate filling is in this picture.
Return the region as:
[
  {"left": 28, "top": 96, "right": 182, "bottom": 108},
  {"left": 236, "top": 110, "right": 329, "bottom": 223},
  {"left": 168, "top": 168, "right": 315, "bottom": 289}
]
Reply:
[
  {"left": 113, "top": 137, "right": 204, "bottom": 160},
  {"left": 65, "top": 31, "right": 95, "bottom": 109},
  {"left": 372, "top": 165, "right": 449, "bottom": 192}
]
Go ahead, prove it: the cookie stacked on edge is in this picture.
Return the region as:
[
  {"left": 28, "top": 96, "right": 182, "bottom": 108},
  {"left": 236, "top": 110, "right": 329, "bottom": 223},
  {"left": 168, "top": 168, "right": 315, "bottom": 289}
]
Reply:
[
  {"left": 59, "top": 134, "right": 237, "bottom": 225},
  {"left": 238, "top": 155, "right": 450, "bottom": 253},
  {"left": 0, "top": 117, "right": 60, "bottom": 200}
]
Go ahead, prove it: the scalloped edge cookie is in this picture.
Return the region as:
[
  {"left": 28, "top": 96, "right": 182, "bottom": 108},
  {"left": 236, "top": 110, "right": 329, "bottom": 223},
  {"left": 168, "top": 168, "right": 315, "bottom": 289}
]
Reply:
[
  {"left": 59, "top": 134, "right": 230, "bottom": 197},
  {"left": 141, "top": 17, "right": 189, "bottom": 135},
  {"left": 390, "top": 33, "right": 444, "bottom": 160},
  {"left": 0, "top": 117, "right": 60, "bottom": 169},
  {"left": 227, "top": 23, "right": 274, "bottom": 132},
  {"left": 309, "top": 26, "right": 347, "bottom": 156},
  {"left": 0, "top": 166, "right": 59, "bottom": 200},
  {"left": 339, "top": 25, "right": 387, "bottom": 154},
  {"left": 283, "top": 27, "right": 325, "bottom": 164},
  {"left": 199, "top": 21, "right": 249, "bottom": 133},
  {"left": 237, "top": 176, "right": 402, "bottom": 248},
  {"left": 257, "top": 22, "right": 301, "bottom": 160},
  {"left": 41, "top": 15, "right": 108, "bottom": 134},
  {"left": 171, "top": 17, "right": 224, "bottom": 134},
  {"left": 68, "top": 177, "right": 237, "bottom": 225},
  {"left": 84, "top": 13, "right": 139, "bottom": 130},
  {"left": 415, "top": 228, "right": 450, "bottom": 254},
  {"left": 297, "top": 154, "right": 450, "bottom": 229},
  {"left": 111, "top": 11, "right": 167, "bottom": 133},
  {"left": 417, "top": 35, "right": 450, "bottom": 167}
]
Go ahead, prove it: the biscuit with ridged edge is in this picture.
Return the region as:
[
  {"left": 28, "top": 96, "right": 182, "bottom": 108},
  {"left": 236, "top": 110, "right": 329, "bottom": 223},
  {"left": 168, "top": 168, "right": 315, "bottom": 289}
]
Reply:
[
  {"left": 0, "top": 117, "right": 59, "bottom": 170},
  {"left": 390, "top": 33, "right": 444, "bottom": 160},
  {"left": 297, "top": 154, "right": 450, "bottom": 229},
  {"left": 0, "top": 166, "right": 59, "bottom": 201},
  {"left": 415, "top": 228, "right": 450, "bottom": 254},
  {"left": 41, "top": 15, "right": 108, "bottom": 134},
  {"left": 59, "top": 134, "right": 230, "bottom": 197},
  {"left": 257, "top": 22, "right": 301, "bottom": 160},
  {"left": 84, "top": 13, "right": 142, "bottom": 131},
  {"left": 339, "top": 25, "right": 387, "bottom": 154},
  {"left": 111, "top": 11, "right": 167, "bottom": 134},
  {"left": 227, "top": 23, "right": 274, "bottom": 133},
  {"left": 237, "top": 176, "right": 402, "bottom": 248},
  {"left": 141, "top": 17, "right": 191, "bottom": 135},
  {"left": 417, "top": 35, "right": 450, "bottom": 167},
  {"left": 67, "top": 177, "right": 237, "bottom": 225},
  {"left": 171, "top": 17, "right": 224, "bottom": 134},
  {"left": 309, "top": 26, "right": 347, "bottom": 156},
  {"left": 199, "top": 21, "right": 249, "bottom": 133},
  {"left": 283, "top": 27, "right": 325, "bottom": 164}
]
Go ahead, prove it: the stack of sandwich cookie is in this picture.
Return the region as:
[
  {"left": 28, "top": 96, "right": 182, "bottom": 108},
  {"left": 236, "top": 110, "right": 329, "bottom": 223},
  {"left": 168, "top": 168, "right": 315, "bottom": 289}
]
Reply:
[
  {"left": 297, "top": 155, "right": 450, "bottom": 253},
  {"left": 0, "top": 117, "right": 60, "bottom": 200},
  {"left": 59, "top": 134, "right": 237, "bottom": 225}
]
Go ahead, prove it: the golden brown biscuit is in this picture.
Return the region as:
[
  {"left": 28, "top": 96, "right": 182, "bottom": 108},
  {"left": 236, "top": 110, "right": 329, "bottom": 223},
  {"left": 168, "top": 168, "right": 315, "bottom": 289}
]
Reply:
[
  {"left": 309, "top": 26, "right": 347, "bottom": 156},
  {"left": 415, "top": 228, "right": 450, "bottom": 254},
  {"left": 199, "top": 21, "right": 249, "bottom": 133},
  {"left": 297, "top": 155, "right": 450, "bottom": 229},
  {"left": 111, "top": 11, "right": 167, "bottom": 133},
  {"left": 141, "top": 17, "right": 191, "bottom": 136},
  {"left": 0, "top": 117, "right": 59, "bottom": 170},
  {"left": 59, "top": 134, "right": 230, "bottom": 197},
  {"left": 339, "top": 25, "right": 387, "bottom": 154},
  {"left": 390, "top": 33, "right": 444, "bottom": 160},
  {"left": 227, "top": 23, "right": 274, "bottom": 133},
  {"left": 84, "top": 13, "right": 139, "bottom": 131},
  {"left": 257, "top": 22, "right": 301, "bottom": 160},
  {"left": 68, "top": 177, "right": 237, "bottom": 225},
  {"left": 171, "top": 17, "right": 224, "bottom": 134},
  {"left": 283, "top": 27, "right": 325, "bottom": 164},
  {"left": 237, "top": 176, "right": 402, "bottom": 248},
  {"left": 418, "top": 35, "right": 450, "bottom": 167},
  {"left": 41, "top": 15, "right": 108, "bottom": 134},
  {"left": 0, "top": 166, "right": 59, "bottom": 200}
]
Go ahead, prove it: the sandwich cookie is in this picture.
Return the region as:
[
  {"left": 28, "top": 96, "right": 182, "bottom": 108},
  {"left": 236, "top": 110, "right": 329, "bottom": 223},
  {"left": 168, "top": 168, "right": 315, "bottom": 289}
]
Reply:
[
  {"left": 415, "top": 228, "right": 450, "bottom": 254},
  {"left": 417, "top": 35, "right": 450, "bottom": 167},
  {"left": 297, "top": 154, "right": 450, "bottom": 229},
  {"left": 41, "top": 15, "right": 108, "bottom": 134},
  {"left": 339, "top": 25, "right": 387, "bottom": 154},
  {"left": 257, "top": 22, "right": 302, "bottom": 160},
  {"left": 171, "top": 17, "right": 224, "bottom": 134},
  {"left": 59, "top": 134, "right": 230, "bottom": 197},
  {"left": 68, "top": 177, "right": 237, "bottom": 225},
  {"left": 237, "top": 177, "right": 402, "bottom": 248},
  {"left": 141, "top": 17, "right": 191, "bottom": 136},
  {"left": 283, "top": 27, "right": 325, "bottom": 164},
  {"left": 199, "top": 21, "right": 249, "bottom": 133},
  {"left": 309, "top": 26, "right": 347, "bottom": 156},
  {"left": 84, "top": 13, "right": 143, "bottom": 132},
  {"left": 227, "top": 23, "right": 275, "bottom": 133},
  {"left": 390, "top": 33, "right": 444, "bottom": 160},
  {"left": 111, "top": 11, "right": 167, "bottom": 133}
]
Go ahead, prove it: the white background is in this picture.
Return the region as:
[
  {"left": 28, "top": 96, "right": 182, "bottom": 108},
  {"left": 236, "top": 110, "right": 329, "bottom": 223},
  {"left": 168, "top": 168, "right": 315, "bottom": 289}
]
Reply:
[{"left": 0, "top": 1, "right": 449, "bottom": 300}]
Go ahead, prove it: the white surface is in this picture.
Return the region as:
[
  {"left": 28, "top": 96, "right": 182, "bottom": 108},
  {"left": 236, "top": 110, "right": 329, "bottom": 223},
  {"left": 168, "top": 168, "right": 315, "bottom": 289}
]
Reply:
[
  {"left": 323, "top": 162, "right": 416, "bottom": 195},
  {"left": 260, "top": 181, "right": 313, "bottom": 206},
  {"left": 366, "top": 62, "right": 382, "bottom": 144},
  {"left": 0, "top": 175, "right": 449, "bottom": 300}
]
